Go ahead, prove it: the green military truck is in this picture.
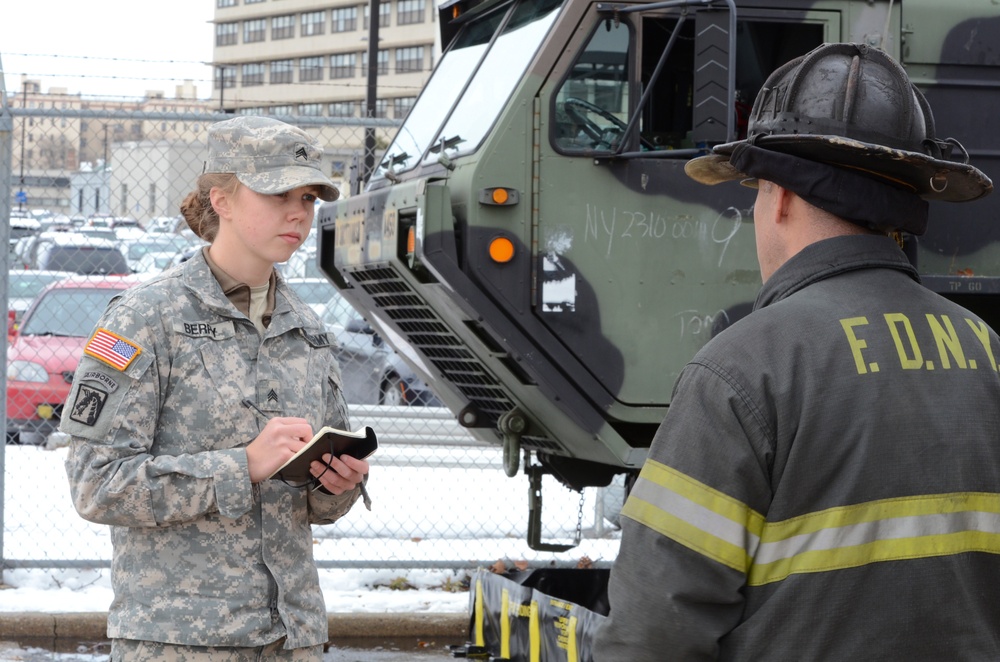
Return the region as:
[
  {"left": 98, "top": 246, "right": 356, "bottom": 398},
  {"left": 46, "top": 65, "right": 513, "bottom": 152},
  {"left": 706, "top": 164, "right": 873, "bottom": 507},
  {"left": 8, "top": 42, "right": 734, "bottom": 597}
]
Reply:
[{"left": 317, "top": 0, "right": 998, "bottom": 658}]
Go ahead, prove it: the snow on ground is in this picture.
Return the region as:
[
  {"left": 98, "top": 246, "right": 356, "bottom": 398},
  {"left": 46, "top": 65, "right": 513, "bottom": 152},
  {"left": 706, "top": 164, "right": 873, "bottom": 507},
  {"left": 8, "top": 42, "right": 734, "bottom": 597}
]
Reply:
[{"left": 0, "top": 443, "right": 621, "bottom": 613}]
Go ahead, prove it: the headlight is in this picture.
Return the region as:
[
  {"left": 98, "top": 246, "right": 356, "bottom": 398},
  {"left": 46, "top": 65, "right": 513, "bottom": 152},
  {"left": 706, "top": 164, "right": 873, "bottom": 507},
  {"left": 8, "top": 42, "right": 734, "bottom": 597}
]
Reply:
[{"left": 7, "top": 360, "right": 50, "bottom": 383}]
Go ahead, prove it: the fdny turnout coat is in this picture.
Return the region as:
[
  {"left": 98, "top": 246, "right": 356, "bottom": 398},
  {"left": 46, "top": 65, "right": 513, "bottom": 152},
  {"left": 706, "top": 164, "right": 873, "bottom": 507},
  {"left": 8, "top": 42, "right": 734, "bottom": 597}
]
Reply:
[
  {"left": 594, "top": 235, "right": 1000, "bottom": 660},
  {"left": 62, "top": 250, "right": 359, "bottom": 649}
]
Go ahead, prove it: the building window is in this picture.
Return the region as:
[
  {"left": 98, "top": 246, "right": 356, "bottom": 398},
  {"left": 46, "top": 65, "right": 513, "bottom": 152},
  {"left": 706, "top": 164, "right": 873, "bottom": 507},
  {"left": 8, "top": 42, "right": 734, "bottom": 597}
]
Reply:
[
  {"left": 329, "top": 101, "right": 358, "bottom": 117},
  {"left": 374, "top": 99, "right": 389, "bottom": 119},
  {"left": 271, "top": 105, "right": 294, "bottom": 116},
  {"left": 301, "top": 10, "right": 325, "bottom": 36},
  {"left": 149, "top": 183, "right": 157, "bottom": 215},
  {"left": 272, "top": 14, "right": 295, "bottom": 40},
  {"left": 395, "top": 46, "right": 424, "bottom": 74},
  {"left": 120, "top": 183, "right": 128, "bottom": 216},
  {"left": 217, "top": 0, "right": 236, "bottom": 7},
  {"left": 271, "top": 59, "right": 294, "bottom": 84},
  {"left": 300, "top": 56, "right": 325, "bottom": 82},
  {"left": 217, "top": 66, "right": 237, "bottom": 90},
  {"left": 363, "top": 2, "right": 391, "bottom": 30},
  {"left": 397, "top": 0, "right": 425, "bottom": 25},
  {"left": 300, "top": 103, "right": 324, "bottom": 116},
  {"left": 242, "top": 63, "right": 265, "bottom": 87},
  {"left": 393, "top": 96, "right": 416, "bottom": 118},
  {"left": 331, "top": 6, "right": 357, "bottom": 32},
  {"left": 330, "top": 53, "right": 357, "bottom": 79},
  {"left": 244, "top": 18, "right": 267, "bottom": 43},
  {"left": 361, "top": 50, "right": 389, "bottom": 76},
  {"left": 244, "top": 0, "right": 265, "bottom": 3},
  {"left": 216, "top": 22, "right": 238, "bottom": 47}
]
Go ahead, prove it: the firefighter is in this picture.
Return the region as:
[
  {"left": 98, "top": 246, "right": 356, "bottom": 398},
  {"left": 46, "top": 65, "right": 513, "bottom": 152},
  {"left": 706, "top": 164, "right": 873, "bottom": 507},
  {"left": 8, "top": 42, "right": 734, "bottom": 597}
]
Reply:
[{"left": 593, "top": 43, "right": 999, "bottom": 660}]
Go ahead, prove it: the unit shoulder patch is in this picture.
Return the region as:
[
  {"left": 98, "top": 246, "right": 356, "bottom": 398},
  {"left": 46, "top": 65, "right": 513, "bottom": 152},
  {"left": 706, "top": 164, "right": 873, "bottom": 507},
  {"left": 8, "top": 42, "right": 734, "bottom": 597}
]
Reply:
[
  {"left": 69, "top": 384, "right": 109, "bottom": 427},
  {"left": 83, "top": 328, "right": 142, "bottom": 371}
]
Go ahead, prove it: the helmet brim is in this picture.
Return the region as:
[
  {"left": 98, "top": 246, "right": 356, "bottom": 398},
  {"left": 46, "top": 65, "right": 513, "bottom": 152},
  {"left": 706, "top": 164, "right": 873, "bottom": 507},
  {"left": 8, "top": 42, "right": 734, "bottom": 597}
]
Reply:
[{"left": 685, "top": 135, "right": 993, "bottom": 202}]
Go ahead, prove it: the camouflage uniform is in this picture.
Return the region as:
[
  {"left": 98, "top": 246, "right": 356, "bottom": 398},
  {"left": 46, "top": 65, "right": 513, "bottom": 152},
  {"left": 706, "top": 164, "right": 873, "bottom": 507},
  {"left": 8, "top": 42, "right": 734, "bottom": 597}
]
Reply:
[{"left": 62, "top": 248, "right": 358, "bottom": 650}]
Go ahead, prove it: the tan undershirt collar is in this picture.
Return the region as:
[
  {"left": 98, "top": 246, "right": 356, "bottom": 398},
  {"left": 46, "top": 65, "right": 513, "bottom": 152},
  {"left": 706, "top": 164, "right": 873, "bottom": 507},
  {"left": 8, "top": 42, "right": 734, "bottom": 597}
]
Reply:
[{"left": 202, "top": 247, "right": 277, "bottom": 327}]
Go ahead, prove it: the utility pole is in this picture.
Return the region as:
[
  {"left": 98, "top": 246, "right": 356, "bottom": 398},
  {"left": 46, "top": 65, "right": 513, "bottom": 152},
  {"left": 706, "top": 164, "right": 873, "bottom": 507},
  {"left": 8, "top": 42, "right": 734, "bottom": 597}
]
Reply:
[
  {"left": 218, "top": 66, "right": 226, "bottom": 112},
  {"left": 17, "top": 85, "right": 26, "bottom": 212},
  {"left": 362, "top": 0, "right": 381, "bottom": 188}
]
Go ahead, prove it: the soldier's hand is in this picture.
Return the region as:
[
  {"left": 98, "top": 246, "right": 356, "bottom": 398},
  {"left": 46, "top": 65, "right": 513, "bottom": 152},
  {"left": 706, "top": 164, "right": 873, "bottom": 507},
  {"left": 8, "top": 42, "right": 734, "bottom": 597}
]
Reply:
[
  {"left": 245, "top": 417, "right": 314, "bottom": 483},
  {"left": 310, "top": 453, "right": 369, "bottom": 495}
]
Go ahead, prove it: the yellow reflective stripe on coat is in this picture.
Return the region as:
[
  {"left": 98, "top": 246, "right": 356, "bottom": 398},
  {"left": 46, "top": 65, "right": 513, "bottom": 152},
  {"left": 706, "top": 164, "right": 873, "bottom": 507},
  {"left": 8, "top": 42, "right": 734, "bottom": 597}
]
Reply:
[
  {"left": 622, "top": 460, "right": 1000, "bottom": 587},
  {"left": 751, "top": 492, "right": 1000, "bottom": 585},
  {"left": 621, "top": 459, "right": 765, "bottom": 573}
]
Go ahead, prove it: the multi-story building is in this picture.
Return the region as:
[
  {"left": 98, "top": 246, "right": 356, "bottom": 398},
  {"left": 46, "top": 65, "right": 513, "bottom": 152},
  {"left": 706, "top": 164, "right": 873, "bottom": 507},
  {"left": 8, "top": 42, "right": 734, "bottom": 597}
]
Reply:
[
  {"left": 210, "top": 0, "right": 437, "bottom": 120},
  {"left": 7, "top": 1, "right": 438, "bottom": 215},
  {"left": 9, "top": 78, "right": 212, "bottom": 215}
]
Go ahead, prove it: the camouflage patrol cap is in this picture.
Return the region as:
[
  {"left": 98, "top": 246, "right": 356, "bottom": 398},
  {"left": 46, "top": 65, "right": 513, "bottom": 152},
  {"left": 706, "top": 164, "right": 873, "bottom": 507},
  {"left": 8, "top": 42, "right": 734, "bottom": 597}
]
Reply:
[{"left": 204, "top": 116, "right": 340, "bottom": 201}]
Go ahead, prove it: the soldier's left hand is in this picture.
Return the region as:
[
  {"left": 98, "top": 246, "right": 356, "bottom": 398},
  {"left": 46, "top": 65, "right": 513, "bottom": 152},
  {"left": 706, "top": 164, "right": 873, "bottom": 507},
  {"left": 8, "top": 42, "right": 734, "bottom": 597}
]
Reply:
[{"left": 311, "top": 453, "right": 369, "bottom": 495}]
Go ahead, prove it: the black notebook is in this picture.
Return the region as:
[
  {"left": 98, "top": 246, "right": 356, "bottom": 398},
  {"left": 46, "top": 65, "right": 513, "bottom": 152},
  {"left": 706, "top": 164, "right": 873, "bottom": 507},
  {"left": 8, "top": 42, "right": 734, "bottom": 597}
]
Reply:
[{"left": 267, "top": 425, "right": 378, "bottom": 483}]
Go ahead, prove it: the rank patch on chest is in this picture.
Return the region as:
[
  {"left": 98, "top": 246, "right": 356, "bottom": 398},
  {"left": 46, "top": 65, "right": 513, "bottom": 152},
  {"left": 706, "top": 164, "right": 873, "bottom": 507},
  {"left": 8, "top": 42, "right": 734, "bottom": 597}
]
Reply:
[
  {"left": 84, "top": 328, "right": 142, "bottom": 371},
  {"left": 69, "top": 384, "right": 109, "bottom": 426}
]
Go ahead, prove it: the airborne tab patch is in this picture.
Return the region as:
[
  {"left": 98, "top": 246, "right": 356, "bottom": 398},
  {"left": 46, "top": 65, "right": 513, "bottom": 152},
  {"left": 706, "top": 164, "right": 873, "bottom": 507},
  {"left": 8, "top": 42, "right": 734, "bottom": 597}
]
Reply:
[
  {"left": 81, "top": 370, "right": 120, "bottom": 393},
  {"left": 84, "top": 328, "right": 142, "bottom": 371}
]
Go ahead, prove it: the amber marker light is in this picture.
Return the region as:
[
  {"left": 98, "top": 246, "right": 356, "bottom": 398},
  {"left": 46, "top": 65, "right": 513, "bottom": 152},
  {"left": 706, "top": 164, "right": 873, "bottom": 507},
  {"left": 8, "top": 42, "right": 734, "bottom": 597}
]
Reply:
[
  {"left": 407, "top": 226, "right": 416, "bottom": 255},
  {"left": 489, "top": 236, "right": 515, "bottom": 263},
  {"left": 479, "top": 187, "right": 520, "bottom": 206}
]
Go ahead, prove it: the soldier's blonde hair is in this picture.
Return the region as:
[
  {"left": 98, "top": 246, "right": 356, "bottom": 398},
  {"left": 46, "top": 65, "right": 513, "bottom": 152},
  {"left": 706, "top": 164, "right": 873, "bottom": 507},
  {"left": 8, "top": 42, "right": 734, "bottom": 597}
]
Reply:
[{"left": 179, "top": 173, "right": 240, "bottom": 242}]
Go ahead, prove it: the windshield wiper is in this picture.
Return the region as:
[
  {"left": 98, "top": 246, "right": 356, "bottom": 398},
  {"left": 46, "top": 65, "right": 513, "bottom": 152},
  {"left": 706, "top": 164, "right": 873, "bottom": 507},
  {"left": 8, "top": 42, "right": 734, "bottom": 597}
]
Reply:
[
  {"left": 379, "top": 151, "right": 411, "bottom": 170},
  {"left": 427, "top": 135, "right": 465, "bottom": 154}
]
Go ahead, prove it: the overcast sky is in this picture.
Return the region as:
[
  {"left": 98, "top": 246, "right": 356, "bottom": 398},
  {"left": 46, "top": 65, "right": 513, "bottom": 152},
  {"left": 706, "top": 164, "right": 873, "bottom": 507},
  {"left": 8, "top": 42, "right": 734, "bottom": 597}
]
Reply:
[{"left": 1, "top": 0, "right": 215, "bottom": 99}]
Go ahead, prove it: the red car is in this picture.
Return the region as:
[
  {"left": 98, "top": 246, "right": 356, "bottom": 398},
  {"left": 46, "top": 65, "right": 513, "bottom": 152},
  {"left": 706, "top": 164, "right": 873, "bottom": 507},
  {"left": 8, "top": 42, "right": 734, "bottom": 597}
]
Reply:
[{"left": 6, "top": 275, "right": 143, "bottom": 445}]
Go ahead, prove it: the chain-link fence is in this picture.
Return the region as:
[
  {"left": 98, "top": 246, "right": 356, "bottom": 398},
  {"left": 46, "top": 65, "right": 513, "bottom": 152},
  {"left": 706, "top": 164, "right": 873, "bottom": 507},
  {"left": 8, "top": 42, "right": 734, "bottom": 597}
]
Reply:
[{"left": 1, "top": 102, "right": 622, "bottom": 575}]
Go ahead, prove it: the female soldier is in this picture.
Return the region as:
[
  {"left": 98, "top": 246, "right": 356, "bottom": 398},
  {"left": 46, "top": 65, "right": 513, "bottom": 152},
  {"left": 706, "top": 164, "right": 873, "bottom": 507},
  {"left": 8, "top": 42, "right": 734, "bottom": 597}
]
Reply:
[{"left": 62, "top": 116, "right": 369, "bottom": 661}]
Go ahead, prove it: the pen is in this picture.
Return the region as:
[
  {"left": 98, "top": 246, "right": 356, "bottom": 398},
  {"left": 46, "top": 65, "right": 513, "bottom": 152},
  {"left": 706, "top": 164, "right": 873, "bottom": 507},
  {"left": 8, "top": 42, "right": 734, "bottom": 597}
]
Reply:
[
  {"left": 241, "top": 397, "right": 271, "bottom": 426},
  {"left": 240, "top": 398, "right": 372, "bottom": 510}
]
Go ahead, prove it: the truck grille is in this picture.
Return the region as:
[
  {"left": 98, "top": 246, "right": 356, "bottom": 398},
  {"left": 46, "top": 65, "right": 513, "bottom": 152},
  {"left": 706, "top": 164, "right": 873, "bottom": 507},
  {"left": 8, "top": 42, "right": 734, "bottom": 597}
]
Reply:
[{"left": 347, "top": 265, "right": 559, "bottom": 452}]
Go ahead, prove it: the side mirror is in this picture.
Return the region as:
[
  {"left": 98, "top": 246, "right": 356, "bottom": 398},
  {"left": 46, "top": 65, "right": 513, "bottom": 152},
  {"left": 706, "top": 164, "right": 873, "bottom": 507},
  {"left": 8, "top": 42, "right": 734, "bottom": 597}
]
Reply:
[{"left": 7, "top": 310, "right": 18, "bottom": 338}]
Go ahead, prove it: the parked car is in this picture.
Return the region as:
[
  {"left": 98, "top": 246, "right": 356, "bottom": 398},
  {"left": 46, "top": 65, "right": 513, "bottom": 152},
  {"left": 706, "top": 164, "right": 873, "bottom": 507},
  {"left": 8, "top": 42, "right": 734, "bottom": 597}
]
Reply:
[
  {"left": 7, "top": 270, "right": 68, "bottom": 335},
  {"left": 319, "top": 292, "right": 442, "bottom": 407},
  {"left": 134, "top": 251, "right": 178, "bottom": 277},
  {"left": 6, "top": 275, "right": 144, "bottom": 444},
  {"left": 8, "top": 212, "right": 40, "bottom": 259},
  {"left": 147, "top": 216, "right": 185, "bottom": 234},
  {"left": 120, "top": 235, "right": 191, "bottom": 271},
  {"left": 15, "top": 231, "right": 131, "bottom": 275}
]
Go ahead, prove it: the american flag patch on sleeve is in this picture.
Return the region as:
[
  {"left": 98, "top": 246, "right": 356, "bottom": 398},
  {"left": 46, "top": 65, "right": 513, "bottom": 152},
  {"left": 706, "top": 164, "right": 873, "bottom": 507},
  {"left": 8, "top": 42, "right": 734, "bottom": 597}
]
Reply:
[{"left": 84, "top": 328, "right": 142, "bottom": 371}]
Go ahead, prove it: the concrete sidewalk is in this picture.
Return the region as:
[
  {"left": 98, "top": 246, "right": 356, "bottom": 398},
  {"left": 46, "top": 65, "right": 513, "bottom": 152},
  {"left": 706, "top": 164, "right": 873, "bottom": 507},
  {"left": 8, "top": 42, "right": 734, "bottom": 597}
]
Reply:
[{"left": 0, "top": 612, "right": 469, "bottom": 642}]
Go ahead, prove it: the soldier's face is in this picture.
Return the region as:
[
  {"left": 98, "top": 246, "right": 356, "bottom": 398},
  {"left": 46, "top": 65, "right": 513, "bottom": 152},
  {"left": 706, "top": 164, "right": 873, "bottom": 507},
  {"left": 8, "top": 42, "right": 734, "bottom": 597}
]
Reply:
[{"left": 229, "top": 184, "right": 316, "bottom": 261}]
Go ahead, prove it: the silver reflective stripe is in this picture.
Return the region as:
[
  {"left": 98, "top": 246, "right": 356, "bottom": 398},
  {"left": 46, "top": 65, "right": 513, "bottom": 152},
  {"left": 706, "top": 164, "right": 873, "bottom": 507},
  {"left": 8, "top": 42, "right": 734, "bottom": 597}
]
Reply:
[
  {"left": 630, "top": 473, "right": 761, "bottom": 556},
  {"left": 755, "top": 509, "right": 1000, "bottom": 565}
]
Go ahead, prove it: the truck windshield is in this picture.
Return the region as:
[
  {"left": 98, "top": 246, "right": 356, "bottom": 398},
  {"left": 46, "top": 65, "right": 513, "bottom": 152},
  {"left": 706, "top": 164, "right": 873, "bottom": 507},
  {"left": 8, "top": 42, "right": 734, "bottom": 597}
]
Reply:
[{"left": 371, "top": 0, "right": 563, "bottom": 184}]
